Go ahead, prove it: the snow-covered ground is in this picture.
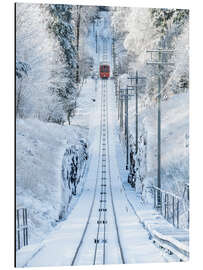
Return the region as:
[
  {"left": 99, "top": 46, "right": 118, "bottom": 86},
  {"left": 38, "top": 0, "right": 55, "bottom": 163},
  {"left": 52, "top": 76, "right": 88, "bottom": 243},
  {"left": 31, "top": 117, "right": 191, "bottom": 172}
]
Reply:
[{"left": 16, "top": 117, "right": 88, "bottom": 244}]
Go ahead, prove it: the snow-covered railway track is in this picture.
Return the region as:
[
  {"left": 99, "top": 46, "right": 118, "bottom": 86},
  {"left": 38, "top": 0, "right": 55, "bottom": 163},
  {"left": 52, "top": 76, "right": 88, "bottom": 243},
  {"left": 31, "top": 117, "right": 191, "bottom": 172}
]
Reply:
[
  {"left": 70, "top": 79, "right": 104, "bottom": 266},
  {"left": 71, "top": 78, "right": 125, "bottom": 265},
  {"left": 105, "top": 79, "right": 126, "bottom": 264},
  {"left": 93, "top": 79, "right": 108, "bottom": 264}
]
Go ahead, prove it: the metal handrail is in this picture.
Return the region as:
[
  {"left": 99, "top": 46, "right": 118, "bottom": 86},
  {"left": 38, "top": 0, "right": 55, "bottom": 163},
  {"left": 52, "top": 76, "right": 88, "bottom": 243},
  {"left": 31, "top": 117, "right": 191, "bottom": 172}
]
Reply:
[
  {"left": 152, "top": 185, "right": 181, "bottom": 201},
  {"left": 151, "top": 185, "right": 189, "bottom": 229},
  {"left": 16, "top": 208, "right": 28, "bottom": 251}
]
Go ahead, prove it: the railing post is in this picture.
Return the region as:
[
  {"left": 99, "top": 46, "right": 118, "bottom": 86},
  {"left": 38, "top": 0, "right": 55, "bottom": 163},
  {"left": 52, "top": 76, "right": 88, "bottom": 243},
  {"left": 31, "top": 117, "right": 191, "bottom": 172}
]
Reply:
[
  {"left": 22, "top": 208, "right": 26, "bottom": 246},
  {"left": 154, "top": 188, "right": 156, "bottom": 208},
  {"left": 16, "top": 208, "right": 28, "bottom": 250},
  {"left": 26, "top": 208, "right": 28, "bottom": 245},
  {"left": 164, "top": 193, "right": 167, "bottom": 218},
  {"left": 166, "top": 193, "right": 168, "bottom": 220},
  {"left": 157, "top": 189, "right": 162, "bottom": 215},
  {"left": 24, "top": 208, "right": 28, "bottom": 245},
  {"left": 17, "top": 209, "right": 20, "bottom": 250},
  {"left": 177, "top": 199, "right": 180, "bottom": 228},
  {"left": 187, "top": 187, "right": 190, "bottom": 229},
  {"left": 160, "top": 191, "right": 163, "bottom": 215},
  {"left": 152, "top": 186, "right": 187, "bottom": 229},
  {"left": 172, "top": 196, "right": 175, "bottom": 226},
  {"left": 188, "top": 209, "right": 190, "bottom": 229}
]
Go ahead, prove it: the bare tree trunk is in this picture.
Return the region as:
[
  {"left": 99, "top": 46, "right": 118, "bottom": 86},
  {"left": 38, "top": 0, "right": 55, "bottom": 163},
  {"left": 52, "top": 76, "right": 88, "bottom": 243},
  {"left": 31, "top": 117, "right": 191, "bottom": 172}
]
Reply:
[
  {"left": 67, "top": 112, "right": 71, "bottom": 125},
  {"left": 16, "top": 80, "right": 23, "bottom": 118}
]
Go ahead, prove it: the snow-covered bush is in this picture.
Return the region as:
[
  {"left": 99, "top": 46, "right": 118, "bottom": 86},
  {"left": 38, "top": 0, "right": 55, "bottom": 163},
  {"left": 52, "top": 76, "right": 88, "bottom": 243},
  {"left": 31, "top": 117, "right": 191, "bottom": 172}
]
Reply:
[{"left": 61, "top": 140, "right": 88, "bottom": 219}]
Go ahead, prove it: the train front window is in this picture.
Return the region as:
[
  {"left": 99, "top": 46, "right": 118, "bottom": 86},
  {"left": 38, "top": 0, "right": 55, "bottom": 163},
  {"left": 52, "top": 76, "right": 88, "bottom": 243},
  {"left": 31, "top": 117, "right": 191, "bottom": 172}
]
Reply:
[
  {"left": 104, "top": 66, "right": 109, "bottom": 72},
  {"left": 100, "top": 65, "right": 109, "bottom": 73}
]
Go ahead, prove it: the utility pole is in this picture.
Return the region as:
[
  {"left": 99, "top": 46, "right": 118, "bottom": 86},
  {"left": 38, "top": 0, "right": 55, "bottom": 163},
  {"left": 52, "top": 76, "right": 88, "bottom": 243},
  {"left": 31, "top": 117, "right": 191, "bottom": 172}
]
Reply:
[
  {"left": 127, "top": 72, "right": 146, "bottom": 154},
  {"left": 119, "top": 85, "right": 124, "bottom": 130},
  {"left": 119, "top": 86, "right": 135, "bottom": 170},
  {"left": 115, "top": 71, "right": 118, "bottom": 104},
  {"left": 95, "top": 31, "right": 98, "bottom": 54},
  {"left": 93, "top": 19, "right": 95, "bottom": 33},
  {"left": 146, "top": 41, "right": 174, "bottom": 209},
  {"left": 118, "top": 79, "right": 120, "bottom": 120}
]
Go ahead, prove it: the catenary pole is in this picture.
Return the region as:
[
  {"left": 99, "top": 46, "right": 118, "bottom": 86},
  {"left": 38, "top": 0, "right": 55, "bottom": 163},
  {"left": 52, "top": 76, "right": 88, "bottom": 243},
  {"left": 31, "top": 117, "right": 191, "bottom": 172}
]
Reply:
[
  {"left": 135, "top": 71, "right": 138, "bottom": 154},
  {"left": 127, "top": 72, "right": 146, "bottom": 154},
  {"left": 157, "top": 51, "right": 161, "bottom": 207},
  {"left": 119, "top": 87, "right": 135, "bottom": 170}
]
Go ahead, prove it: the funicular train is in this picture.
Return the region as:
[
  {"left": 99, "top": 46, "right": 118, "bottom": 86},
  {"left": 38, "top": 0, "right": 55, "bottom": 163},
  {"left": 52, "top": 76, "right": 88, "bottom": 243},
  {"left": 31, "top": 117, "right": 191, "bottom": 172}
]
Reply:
[{"left": 99, "top": 63, "right": 110, "bottom": 79}]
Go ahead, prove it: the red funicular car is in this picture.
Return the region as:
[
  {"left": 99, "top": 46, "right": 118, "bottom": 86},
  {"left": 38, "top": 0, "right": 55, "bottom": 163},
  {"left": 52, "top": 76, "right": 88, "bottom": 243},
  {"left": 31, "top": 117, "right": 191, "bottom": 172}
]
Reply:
[{"left": 99, "top": 63, "right": 110, "bottom": 79}]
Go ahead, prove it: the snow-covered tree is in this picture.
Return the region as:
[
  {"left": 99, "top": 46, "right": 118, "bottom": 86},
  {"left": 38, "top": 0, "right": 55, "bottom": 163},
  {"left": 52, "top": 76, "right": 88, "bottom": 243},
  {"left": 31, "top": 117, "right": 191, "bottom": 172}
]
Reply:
[
  {"left": 47, "top": 4, "right": 79, "bottom": 124},
  {"left": 72, "top": 5, "right": 99, "bottom": 83},
  {"left": 112, "top": 7, "right": 189, "bottom": 103},
  {"left": 111, "top": 7, "right": 130, "bottom": 75},
  {"left": 16, "top": 3, "right": 67, "bottom": 124}
]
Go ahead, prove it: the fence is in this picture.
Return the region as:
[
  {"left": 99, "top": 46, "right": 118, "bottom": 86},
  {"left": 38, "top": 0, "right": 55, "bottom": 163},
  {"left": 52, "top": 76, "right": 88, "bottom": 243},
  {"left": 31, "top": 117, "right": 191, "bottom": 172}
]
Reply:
[
  {"left": 16, "top": 208, "right": 28, "bottom": 251},
  {"left": 152, "top": 185, "right": 189, "bottom": 229}
]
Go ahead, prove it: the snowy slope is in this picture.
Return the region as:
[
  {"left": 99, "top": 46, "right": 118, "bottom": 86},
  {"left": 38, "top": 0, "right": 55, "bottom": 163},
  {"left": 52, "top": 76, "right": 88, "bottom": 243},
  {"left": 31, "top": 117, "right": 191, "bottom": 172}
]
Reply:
[
  {"left": 16, "top": 118, "right": 88, "bottom": 244},
  {"left": 117, "top": 72, "right": 189, "bottom": 197},
  {"left": 138, "top": 92, "right": 189, "bottom": 196}
]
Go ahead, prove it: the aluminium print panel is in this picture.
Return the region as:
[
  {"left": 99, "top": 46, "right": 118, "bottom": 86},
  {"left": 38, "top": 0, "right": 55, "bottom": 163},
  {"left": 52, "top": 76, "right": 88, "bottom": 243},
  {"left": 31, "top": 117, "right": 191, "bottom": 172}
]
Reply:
[{"left": 15, "top": 2, "right": 189, "bottom": 267}]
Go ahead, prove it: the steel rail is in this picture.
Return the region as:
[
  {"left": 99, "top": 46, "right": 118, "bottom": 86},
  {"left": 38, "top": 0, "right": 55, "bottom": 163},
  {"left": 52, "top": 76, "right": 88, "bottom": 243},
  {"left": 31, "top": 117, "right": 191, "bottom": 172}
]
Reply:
[
  {"left": 106, "top": 79, "right": 126, "bottom": 264},
  {"left": 102, "top": 79, "right": 107, "bottom": 264},
  {"left": 93, "top": 79, "right": 107, "bottom": 264},
  {"left": 71, "top": 79, "right": 103, "bottom": 266}
]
